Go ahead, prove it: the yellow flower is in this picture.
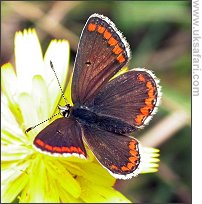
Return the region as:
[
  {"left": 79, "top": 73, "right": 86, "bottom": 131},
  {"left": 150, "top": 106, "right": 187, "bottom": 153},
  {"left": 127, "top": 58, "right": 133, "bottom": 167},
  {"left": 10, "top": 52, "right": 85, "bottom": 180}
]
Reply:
[{"left": 1, "top": 28, "right": 159, "bottom": 203}]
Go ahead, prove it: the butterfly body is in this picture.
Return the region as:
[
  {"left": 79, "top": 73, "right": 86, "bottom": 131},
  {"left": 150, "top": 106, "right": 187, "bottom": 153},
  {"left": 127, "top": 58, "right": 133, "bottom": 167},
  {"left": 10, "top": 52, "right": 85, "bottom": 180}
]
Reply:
[
  {"left": 33, "top": 13, "right": 161, "bottom": 179},
  {"left": 71, "top": 105, "right": 136, "bottom": 134}
]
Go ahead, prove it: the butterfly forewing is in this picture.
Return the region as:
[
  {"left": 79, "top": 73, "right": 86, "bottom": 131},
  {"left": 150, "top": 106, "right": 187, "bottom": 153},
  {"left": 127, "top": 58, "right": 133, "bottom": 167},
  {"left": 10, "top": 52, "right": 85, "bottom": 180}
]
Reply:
[{"left": 72, "top": 14, "right": 131, "bottom": 106}]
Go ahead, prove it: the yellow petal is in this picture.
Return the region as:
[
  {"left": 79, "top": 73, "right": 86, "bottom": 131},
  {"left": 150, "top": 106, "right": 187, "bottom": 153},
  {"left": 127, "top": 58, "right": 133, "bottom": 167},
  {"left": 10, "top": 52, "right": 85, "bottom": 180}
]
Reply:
[
  {"left": 141, "top": 168, "right": 159, "bottom": 174},
  {"left": 79, "top": 162, "right": 115, "bottom": 187},
  {"left": 26, "top": 155, "right": 46, "bottom": 202},
  {"left": 1, "top": 160, "right": 30, "bottom": 185},
  {"left": 1, "top": 95, "right": 27, "bottom": 143},
  {"left": 42, "top": 173, "right": 60, "bottom": 202},
  {"left": 110, "top": 67, "right": 129, "bottom": 81},
  {"left": 20, "top": 178, "right": 60, "bottom": 203},
  {"left": 15, "top": 29, "right": 44, "bottom": 93},
  {"left": 43, "top": 39, "right": 70, "bottom": 115},
  {"left": 1, "top": 143, "right": 33, "bottom": 162},
  {"left": 62, "top": 163, "right": 85, "bottom": 177},
  {"left": 26, "top": 155, "right": 60, "bottom": 203},
  {"left": 58, "top": 185, "right": 83, "bottom": 203},
  {"left": 1, "top": 63, "right": 17, "bottom": 103},
  {"left": 1, "top": 64, "right": 23, "bottom": 124},
  {"left": 78, "top": 178, "right": 131, "bottom": 203},
  {"left": 63, "top": 73, "right": 73, "bottom": 106},
  {"left": 17, "top": 92, "right": 40, "bottom": 137},
  {"left": 46, "top": 159, "right": 81, "bottom": 198},
  {"left": 1, "top": 167, "right": 29, "bottom": 203},
  {"left": 31, "top": 75, "right": 50, "bottom": 122},
  {"left": 140, "top": 147, "right": 160, "bottom": 174}
]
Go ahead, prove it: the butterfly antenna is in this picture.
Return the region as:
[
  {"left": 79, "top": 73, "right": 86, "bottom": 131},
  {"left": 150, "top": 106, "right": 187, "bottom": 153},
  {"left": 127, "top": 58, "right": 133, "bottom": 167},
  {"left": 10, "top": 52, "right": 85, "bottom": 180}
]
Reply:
[
  {"left": 25, "top": 112, "right": 60, "bottom": 133},
  {"left": 25, "top": 61, "right": 69, "bottom": 133},
  {"left": 50, "top": 61, "right": 69, "bottom": 105}
]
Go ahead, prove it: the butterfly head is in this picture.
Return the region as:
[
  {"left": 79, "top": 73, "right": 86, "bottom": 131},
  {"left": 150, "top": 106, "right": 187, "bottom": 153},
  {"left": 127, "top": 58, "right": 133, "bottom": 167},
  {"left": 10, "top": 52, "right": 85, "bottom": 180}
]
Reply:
[{"left": 58, "top": 104, "right": 71, "bottom": 118}]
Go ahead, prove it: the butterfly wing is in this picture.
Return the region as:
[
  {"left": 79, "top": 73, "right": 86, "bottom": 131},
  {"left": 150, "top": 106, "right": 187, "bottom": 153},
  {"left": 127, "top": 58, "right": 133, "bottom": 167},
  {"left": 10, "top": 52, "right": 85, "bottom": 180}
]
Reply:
[
  {"left": 33, "top": 117, "right": 87, "bottom": 158},
  {"left": 82, "top": 124, "right": 141, "bottom": 179},
  {"left": 90, "top": 68, "right": 161, "bottom": 129},
  {"left": 72, "top": 13, "right": 131, "bottom": 105}
]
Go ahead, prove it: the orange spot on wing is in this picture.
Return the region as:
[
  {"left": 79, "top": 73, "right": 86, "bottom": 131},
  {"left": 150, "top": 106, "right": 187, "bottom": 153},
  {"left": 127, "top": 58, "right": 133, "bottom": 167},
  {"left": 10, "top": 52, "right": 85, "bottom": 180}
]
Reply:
[
  {"left": 88, "top": 23, "right": 96, "bottom": 32},
  {"left": 146, "top": 81, "right": 153, "bottom": 88},
  {"left": 135, "top": 114, "right": 145, "bottom": 125},
  {"left": 36, "top": 139, "right": 45, "bottom": 147},
  {"left": 111, "top": 164, "right": 118, "bottom": 170},
  {"left": 129, "top": 156, "right": 137, "bottom": 163},
  {"left": 134, "top": 78, "right": 158, "bottom": 126},
  {"left": 108, "top": 37, "right": 118, "bottom": 46},
  {"left": 117, "top": 54, "right": 125, "bottom": 63},
  {"left": 45, "top": 144, "right": 53, "bottom": 151},
  {"left": 137, "top": 74, "right": 146, "bottom": 82},
  {"left": 97, "top": 25, "right": 105, "bottom": 33},
  {"left": 76, "top": 147, "right": 81, "bottom": 153},
  {"left": 148, "top": 88, "right": 155, "bottom": 97},
  {"left": 140, "top": 107, "right": 150, "bottom": 115},
  {"left": 113, "top": 44, "right": 122, "bottom": 55},
  {"left": 145, "top": 98, "right": 154, "bottom": 105},
  {"left": 127, "top": 162, "right": 134, "bottom": 170},
  {"left": 146, "top": 81, "right": 156, "bottom": 100},
  {"left": 129, "top": 141, "right": 136, "bottom": 149},
  {"left": 61, "top": 147, "right": 70, "bottom": 153},
  {"left": 69, "top": 146, "right": 74, "bottom": 152},
  {"left": 130, "top": 150, "right": 138, "bottom": 157},
  {"left": 104, "top": 30, "right": 112, "bottom": 39},
  {"left": 77, "top": 147, "right": 84, "bottom": 155},
  {"left": 70, "top": 146, "right": 78, "bottom": 152},
  {"left": 121, "top": 166, "right": 129, "bottom": 171},
  {"left": 53, "top": 146, "right": 62, "bottom": 152}
]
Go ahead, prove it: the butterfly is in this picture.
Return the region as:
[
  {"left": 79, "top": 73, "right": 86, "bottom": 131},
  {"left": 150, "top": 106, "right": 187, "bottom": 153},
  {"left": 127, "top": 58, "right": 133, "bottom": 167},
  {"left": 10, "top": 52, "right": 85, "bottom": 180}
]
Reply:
[{"left": 33, "top": 13, "right": 161, "bottom": 179}]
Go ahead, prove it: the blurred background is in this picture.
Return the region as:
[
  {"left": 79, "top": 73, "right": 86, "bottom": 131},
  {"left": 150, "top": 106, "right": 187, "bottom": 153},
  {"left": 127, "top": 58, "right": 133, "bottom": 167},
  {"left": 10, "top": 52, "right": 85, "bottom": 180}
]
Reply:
[{"left": 1, "top": 1, "right": 191, "bottom": 203}]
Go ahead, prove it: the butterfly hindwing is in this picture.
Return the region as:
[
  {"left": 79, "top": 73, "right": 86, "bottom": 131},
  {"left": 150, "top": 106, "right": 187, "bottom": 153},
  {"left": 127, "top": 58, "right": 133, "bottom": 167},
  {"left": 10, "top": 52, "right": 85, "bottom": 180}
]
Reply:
[
  {"left": 33, "top": 117, "right": 87, "bottom": 158},
  {"left": 81, "top": 124, "right": 141, "bottom": 179},
  {"left": 90, "top": 68, "right": 161, "bottom": 128},
  {"left": 72, "top": 13, "right": 131, "bottom": 106}
]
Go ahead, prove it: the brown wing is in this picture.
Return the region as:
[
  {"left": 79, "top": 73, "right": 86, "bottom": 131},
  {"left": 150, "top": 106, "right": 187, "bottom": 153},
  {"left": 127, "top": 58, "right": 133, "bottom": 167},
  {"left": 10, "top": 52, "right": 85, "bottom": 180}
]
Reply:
[
  {"left": 33, "top": 117, "right": 87, "bottom": 158},
  {"left": 72, "top": 13, "right": 131, "bottom": 106},
  {"left": 89, "top": 68, "right": 161, "bottom": 128},
  {"left": 82, "top": 124, "right": 141, "bottom": 179}
]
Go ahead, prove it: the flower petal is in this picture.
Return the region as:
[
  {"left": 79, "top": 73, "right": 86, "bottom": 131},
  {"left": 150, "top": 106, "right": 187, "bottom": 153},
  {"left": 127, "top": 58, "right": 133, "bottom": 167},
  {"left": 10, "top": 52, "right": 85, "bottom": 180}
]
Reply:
[
  {"left": 58, "top": 185, "right": 83, "bottom": 203},
  {"left": 110, "top": 67, "right": 129, "bottom": 81},
  {"left": 1, "top": 144, "right": 33, "bottom": 162},
  {"left": 140, "top": 147, "right": 160, "bottom": 174},
  {"left": 1, "top": 160, "right": 30, "bottom": 184},
  {"left": 15, "top": 29, "right": 44, "bottom": 93},
  {"left": 1, "top": 164, "right": 29, "bottom": 203},
  {"left": 20, "top": 178, "right": 60, "bottom": 203},
  {"left": 25, "top": 155, "right": 45, "bottom": 202},
  {"left": 1, "top": 63, "right": 17, "bottom": 103},
  {"left": 63, "top": 73, "right": 73, "bottom": 106},
  {"left": 78, "top": 178, "right": 131, "bottom": 203},
  {"left": 17, "top": 92, "right": 41, "bottom": 137},
  {"left": 1, "top": 64, "right": 23, "bottom": 124},
  {"left": 1, "top": 95, "right": 27, "bottom": 143},
  {"left": 46, "top": 159, "right": 81, "bottom": 198},
  {"left": 44, "top": 39, "right": 70, "bottom": 115},
  {"left": 79, "top": 162, "right": 115, "bottom": 187},
  {"left": 31, "top": 75, "right": 50, "bottom": 123}
]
